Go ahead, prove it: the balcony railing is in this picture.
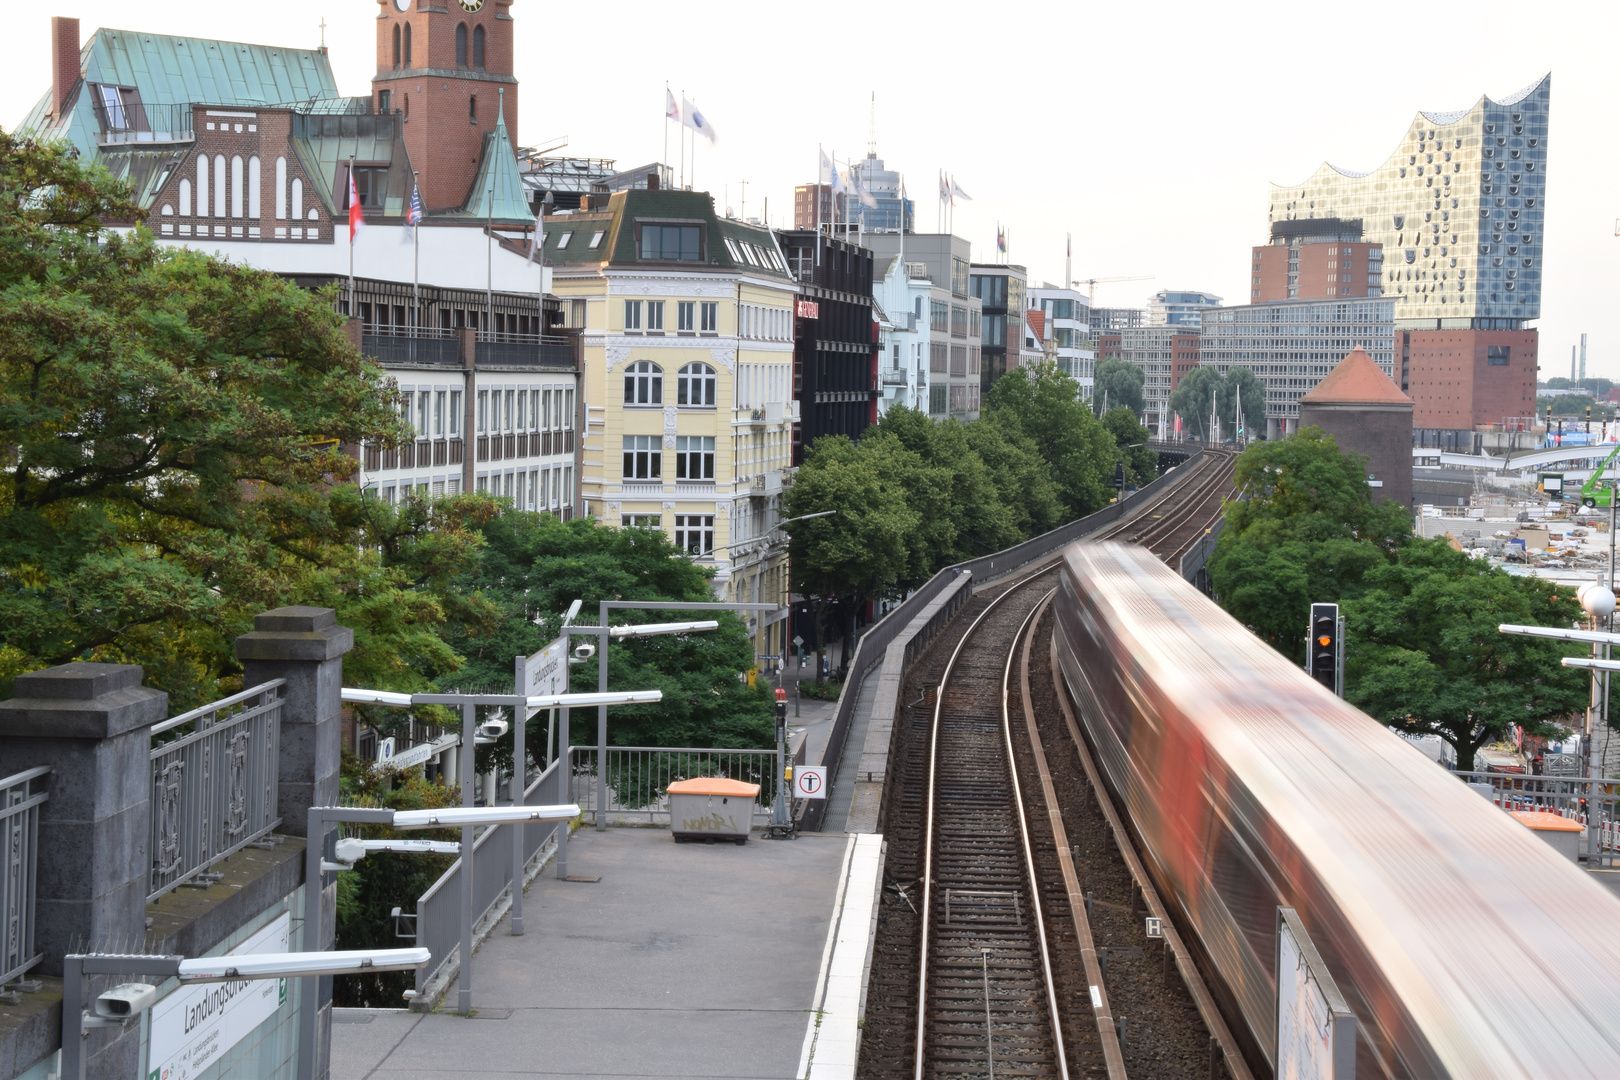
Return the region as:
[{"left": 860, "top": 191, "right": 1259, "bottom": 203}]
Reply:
[
  {"left": 476, "top": 336, "right": 577, "bottom": 368},
  {"left": 148, "top": 680, "right": 286, "bottom": 902},
  {"left": 362, "top": 330, "right": 461, "bottom": 367},
  {"left": 91, "top": 98, "right": 194, "bottom": 145},
  {"left": 0, "top": 767, "right": 48, "bottom": 985}
]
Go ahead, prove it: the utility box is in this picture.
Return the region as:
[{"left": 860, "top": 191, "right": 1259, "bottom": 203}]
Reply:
[
  {"left": 1509, "top": 810, "right": 1583, "bottom": 862},
  {"left": 667, "top": 778, "right": 760, "bottom": 845}
]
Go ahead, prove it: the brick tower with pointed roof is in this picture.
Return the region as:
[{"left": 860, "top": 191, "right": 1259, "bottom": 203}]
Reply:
[
  {"left": 371, "top": 0, "right": 518, "bottom": 214},
  {"left": 1300, "top": 346, "right": 1413, "bottom": 511}
]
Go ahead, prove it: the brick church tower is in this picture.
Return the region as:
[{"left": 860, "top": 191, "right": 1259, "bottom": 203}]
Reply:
[{"left": 371, "top": 0, "right": 518, "bottom": 213}]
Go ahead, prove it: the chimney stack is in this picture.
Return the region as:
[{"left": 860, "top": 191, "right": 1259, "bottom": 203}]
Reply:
[
  {"left": 52, "top": 17, "right": 81, "bottom": 121},
  {"left": 647, "top": 171, "right": 660, "bottom": 191}
]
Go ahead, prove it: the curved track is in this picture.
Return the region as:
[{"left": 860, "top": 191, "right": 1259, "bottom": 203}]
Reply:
[{"left": 862, "top": 453, "right": 1243, "bottom": 1080}]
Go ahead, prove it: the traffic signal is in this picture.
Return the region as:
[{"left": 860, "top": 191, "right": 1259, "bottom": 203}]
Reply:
[
  {"left": 1308, "top": 603, "right": 1339, "bottom": 693},
  {"left": 1587, "top": 405, "right": 1592, "bottom": 435},
  {"left": 1113, "top": 461, "right": 1126, "bottom": 490},
  {"left": 774, "top": 688, "right": 787, "bottom": 738}
]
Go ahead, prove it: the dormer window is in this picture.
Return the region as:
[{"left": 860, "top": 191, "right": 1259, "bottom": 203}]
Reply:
[
  {"left": 588, "top": 231, "right": 605, "bottom": 249},
  {"left": 555, "top": 232, "right": 573, "bottom": 249}
]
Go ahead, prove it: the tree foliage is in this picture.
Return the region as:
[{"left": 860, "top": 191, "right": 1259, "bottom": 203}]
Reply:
[
  {"left": 1209, "top": 427, "right": 1587, "bottom": 768},
  {"left": 0, "top": 131, "right": 432, "bottom": 707},
  {"left": 1091, "top": 357, "right": 1145, "bottom": 417},
  {"left": 1167, "top": 364, "right": 1266, "bottom": 441},
  {"left": 1100, "top": 407, "right": 1155, "bottom": 485},
  {"left": 984, "top": 362, "right": 1119, "bottom": 519}
]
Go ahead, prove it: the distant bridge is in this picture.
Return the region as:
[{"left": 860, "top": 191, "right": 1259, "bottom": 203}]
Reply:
[{"left": 1412, "top": 445, "right": 1620, "bottom": 473}]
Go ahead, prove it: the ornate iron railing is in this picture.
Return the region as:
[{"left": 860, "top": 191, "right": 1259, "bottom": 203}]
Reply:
[
  {"left": 148, "top": 681, "right": 286, "bottom": 902},
  {"left": 0, "top": 766, "right": 48, "bottom": 985}
]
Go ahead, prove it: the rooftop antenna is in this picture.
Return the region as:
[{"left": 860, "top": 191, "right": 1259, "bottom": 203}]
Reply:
[{"left": 868, "top": 92, "right": 876, "bottom": 158}]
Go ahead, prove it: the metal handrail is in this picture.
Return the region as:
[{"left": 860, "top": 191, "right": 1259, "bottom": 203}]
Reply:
[
  {"left": 151, "top": 679, "right": 287, "bottom": 737},
  {"left": 0, "top": 766, "right": 50, "bottom": 985}
]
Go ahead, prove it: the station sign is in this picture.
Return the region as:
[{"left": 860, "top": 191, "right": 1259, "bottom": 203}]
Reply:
[{"left": 147, "top": 913, "right": 290, "bottom": 1080}]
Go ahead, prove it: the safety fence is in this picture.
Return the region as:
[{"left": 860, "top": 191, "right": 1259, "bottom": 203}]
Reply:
[
  {"left": 148, "top": 680, "right": 286, "bottom": 902},
  {"left": 0, "top": 766, "right": 48, "bottom": 986},
  {"left": 801, "top": 451, "right": 1206, "bottom": 832},
  {"left": 567, "top": 746, "right": 783, "bottom": 826},
  {"left": 1456, "top": 770, "right": 1620, "bottom": 860}
]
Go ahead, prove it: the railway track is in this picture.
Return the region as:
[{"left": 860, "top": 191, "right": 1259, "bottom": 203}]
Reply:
[{"left": 859, "top": 454, "right": 1244, "bottom": 1080}]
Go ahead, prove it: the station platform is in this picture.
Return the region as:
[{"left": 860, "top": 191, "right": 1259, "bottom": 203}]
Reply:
[{"left": 332, "top": 825, "right": 883, "bottom": 1080}]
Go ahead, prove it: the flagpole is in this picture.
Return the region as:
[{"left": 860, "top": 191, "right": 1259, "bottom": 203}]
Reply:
[
  {"left": 690, "top": 99, "right": 697, "bottom": 191},
  {"left": 815, "top": 144, "right": 822, "bottom": 265},
  {"left": 679, "top": 89, "right": 686, "bottom": 189},
  {"left": 664, "top": 82, "right": 670, "bottom": 173},
  {"left": 412, "top": 170, "right": 420, "bottom": 331},
  {"left": 347, "top": 154, "right": 355, "bottom": 318},
  {"left": 486, "top": 177, "right": 494, "bottom": 343}
]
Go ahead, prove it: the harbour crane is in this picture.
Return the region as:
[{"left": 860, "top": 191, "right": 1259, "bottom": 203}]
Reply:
[{"left": 1071, "top": 275, "right": 1155, "bottom": 303}]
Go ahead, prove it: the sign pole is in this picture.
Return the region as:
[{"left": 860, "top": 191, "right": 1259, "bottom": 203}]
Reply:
[{"left": 511, "top": 654, "right": 527, "bottom": 935}]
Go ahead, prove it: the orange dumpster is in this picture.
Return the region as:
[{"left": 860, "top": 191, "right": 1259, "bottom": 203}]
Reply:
[{"left": 667, "top": 777, "right": 760, "bottom": 845}]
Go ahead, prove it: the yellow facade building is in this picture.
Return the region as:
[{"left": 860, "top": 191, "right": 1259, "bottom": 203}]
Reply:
[{"left": 542, "top": 189, "right": 799, "bottom": 659}]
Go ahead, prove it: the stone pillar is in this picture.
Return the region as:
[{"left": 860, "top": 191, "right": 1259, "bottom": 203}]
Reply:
[
  {"left": 0, "top": 662, "right": 167, "bottom": 1079},
  {"left": 234, "top": 606, "right": 353, "bottom": 840}
]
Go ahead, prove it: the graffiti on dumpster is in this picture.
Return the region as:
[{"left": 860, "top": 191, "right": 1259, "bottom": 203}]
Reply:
[{"left": 681, "top": 811, "right": 742, "bottom": 832}]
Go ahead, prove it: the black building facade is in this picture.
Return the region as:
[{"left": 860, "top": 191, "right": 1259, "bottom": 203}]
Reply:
[{"left": 778, "top": 231, "right": 879, "bottom": 463}]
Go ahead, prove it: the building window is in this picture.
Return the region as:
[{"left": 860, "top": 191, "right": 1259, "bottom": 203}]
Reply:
[
  {"left": 622, "top": 435, "right": 661, "bottom": 479},
  {"left": 624, "top": 360, "right": 663, "bottom": 405},
  {"left": 1488, "top": 346, "right": 1510, "bottom": 366},
  {"left": 469, "top": 96, "right": 477, "bottom": 123},
  {"left": 623, "top": 300, "right": 642, "bottom": 331},
  {"left": 449, "top": 390, "right": 461, "bottom": 435},
  {"left": 504, "top": 389, "right": 515, "bottom": 431},
  {"left": 516, "top": 389, "right": 528, "bottom": 430},
  {"left": 930, "top": 300, "right": 948, "bottom": 331},
  {"left": 403, "top": 22, "right": 412, "bottom": 65},
  {"left": 674, "top": 514, "right": 715, "bottom": 555},
  {"left": 678, "top": 301, "right": 695, "bottom": 332},
  {"left": 472, "top": 25, "right": 485, "bottom": 70},
  {"left": 391, "top": 25, "right": 400, "bottom": 68},
  {"left": 477, "top": 389, "right": 488, "bottom": 432},
  {"left": 701, "top": 302, "right": 718, "bottom": 333},
  {"left": 675, "top": 436, "right": 715, "bottom": 481},
  {"left": 342, "top": 166, "right": 388, "bottom": 209},
  {"left": 555, "top": 232, "right": 573, "bottom": 249},
  {"left": 929, "top": 384, "right": 947, "bottom": 415},
  {"left": 435, "top": 390, "right": 446, "bottom": 435},
  {"left": 639, "top": 224, "right": 703, "bottom": 261},
  {"left": 456, "top": 24, "right": 468, "bottom": 68},
  {"left": 677, "top": 363, "right": 717, "bottom": 407},
  {"left": 624, "top": 514, "right": 660, "bottom": 529},
  {"left": 416, "top": 391, "right": 429, "bottom": 438},
  {"left": 647, "top": 301, "right": 665, "bottom": 332}
]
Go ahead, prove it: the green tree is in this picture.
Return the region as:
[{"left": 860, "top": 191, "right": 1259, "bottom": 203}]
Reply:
[
  {"left": 1091, "top": 357, "right": 1145, "bottom": 417},
  {"left": 1167, "top": 366, "right": 1225, "bottom": 442},
  {"left": 783, "top": 435, "right": 918, "bottom": 678},
  {"left": 985, "top": 362, "right": 1118, "bottom": 518},
  {"left": 962, "top": 417, "right": 1064, "bottom": 538},
  {"left": 1343, "top": 541, "right": 1587, "bottom": 770},
  {"left": 0, "top": 131, "right": 407, "bottom": 706},
  {"left": 867, "top": 407, "right": 1021, "bottom": 564},
  {"left": 1209, "top": 428, "right": 1411, "bottom": 661},
  {"left": 1221, "top": 365, "right": 1267, "bottom": 440},
  {"left": 1100, "top": 407, "right": 1155, "bottom": 485}
]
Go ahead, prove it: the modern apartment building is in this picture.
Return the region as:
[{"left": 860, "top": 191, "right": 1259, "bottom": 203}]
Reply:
[
  {"left": 1090, "top": 307, "right": 1145, "bottom": 333},
  {"left": 863, "top": 234, "right": 983, "bottom": 420},
  {"left": 1199, "top": 298, "right": 1397, "bottom": 439},
  {"left": 969, "top": 264, "right": 1028, "bottom": 393},
  {"left": 776, "top": 232, "right": 880, "bottom": 462},
  {"left": 1148, "top": 289, "right": 1223, "bottom": 329},
  {"left": 1252, "top": 219, "right": 1385, "bottom": 302},
  {"left": 1269, "top": 76, "right": 1549, "bottom": 436},
  {"left": 542, "top": 189, "right": 797, "bottom": 657},
  {"left": 1028, "top": 284, "right": 1096, "bottom": 401}
]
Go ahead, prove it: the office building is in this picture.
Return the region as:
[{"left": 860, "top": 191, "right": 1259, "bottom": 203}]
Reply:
[
  {"left": 1090, "top": 306, "right": 1146, "bottom": 332},
  {"left": 1028, "top": 284, "right": 1095, "bottom": 401},
  {"left": 862, "top": 234, "right": 983, "bottom": 420},
  {"left": 776, "top": 232, "right": 880, "bottom": 461},
  {"left": 1252, "top": 219, "right": 1384, "bottom": 302},
  {"left": 1115, "top": 327, "right": 1201, "bottom": 434},
  {"left": 542, "top": 189, "right": 797, "bottom": 656},
  {"left": 970, "top": 264, "right": 1028, "bottom": 392},
  {"left": 1200, "top": 298, "right": 1397, "bottom": 439},
  {"left": 1148, "top": 289, "right": 1223, "bottom": 329},
  {"left": 1269, "top": 76, "right": 1549, "bottom": 435},
  {"left": 847, "top": 152, "right": 914, "bottom": 234},
  {"left": 794, "top": 184, "right": 846, "bottom": 231}
]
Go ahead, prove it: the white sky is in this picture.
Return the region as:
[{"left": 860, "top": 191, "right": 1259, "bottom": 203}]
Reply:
[{"left": 5, "top": 0, "right": 1617, "bottom": 381}]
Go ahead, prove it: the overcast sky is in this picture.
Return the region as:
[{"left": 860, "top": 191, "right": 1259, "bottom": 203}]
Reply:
[{"left": 6, "top": 0, "right": 1616, "bottom": 381}]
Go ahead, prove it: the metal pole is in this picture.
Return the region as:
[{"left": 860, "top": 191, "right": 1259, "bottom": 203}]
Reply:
[
  {"left": 511, "top": 654, "right": 526, "bottom": 935},
  {"left": 459, "top": 702, "right": 476, "bottom": 1014},
  {"left": 62, "top": 954, "right": 84, "bottom": 1080},
  {"left": 597, "top": 601, "right": 610, "bottom": 830},
  {"left": 299, "top": 805, "right": 323, "bottom": 1079}
]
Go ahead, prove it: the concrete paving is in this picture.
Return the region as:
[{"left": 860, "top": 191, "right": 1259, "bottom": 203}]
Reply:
[{"left": 332, "top": 826, "right": 853, "bottom": 1079}]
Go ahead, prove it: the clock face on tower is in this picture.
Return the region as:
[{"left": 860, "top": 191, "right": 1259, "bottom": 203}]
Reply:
[
  {"left": 393, "top": 0, "right": 409, "bottom": 9},
  {"left": 458, "top": 0, "right": 483, "bottom": 9}
]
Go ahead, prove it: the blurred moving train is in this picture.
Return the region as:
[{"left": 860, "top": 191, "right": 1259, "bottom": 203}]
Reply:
[{"left": 1054, "top": 542, "right": 1620, "bottom": 1079}]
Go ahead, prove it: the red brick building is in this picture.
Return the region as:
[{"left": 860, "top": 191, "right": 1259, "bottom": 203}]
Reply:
[{"left": 1402, "top": 328, "right": 1537, "bottom": 431}]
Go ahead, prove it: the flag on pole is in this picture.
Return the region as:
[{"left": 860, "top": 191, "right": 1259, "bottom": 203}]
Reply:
[
  {"left": 528, "top": 206, "right": 544, "bottom": 263},
  {"left": 939, "top": 170, "right": 950, "bottom": 205},
  {"left": 846, "top": 165, "right": 877, "bottom": 208},
  {"left": 997, "top": 226, "right": 1007, "bottom": 254},
  {"left": 949, "top": 175, "right": 973, "bottom": 202},
  {"left": 348, "top": 168, "right": 365, "bottom": 243},
  {"left": 682, "top": 97, "right": 717, "bottom": 144},
  {"left": 824, "top": 150, "right": 847, "bottom": 196},
  {"left": 402, "top": 183, "right": 422, "bottom": 243},
  {"left": 665, "top": 89, "right": 681, "bottom": 122}
]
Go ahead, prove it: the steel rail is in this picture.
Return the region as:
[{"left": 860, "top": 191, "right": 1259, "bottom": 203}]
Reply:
[{"left": 913, "top": 562, "right": 1061, "bottom": 1080}]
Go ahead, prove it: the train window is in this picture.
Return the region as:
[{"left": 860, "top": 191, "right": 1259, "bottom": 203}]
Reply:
[{"left": 1208, "top": 822, "right": 1279, "bottom": 969}]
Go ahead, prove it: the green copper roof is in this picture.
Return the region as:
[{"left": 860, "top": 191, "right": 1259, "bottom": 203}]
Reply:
[
  {"left": 16, "top": 27, "right": 343, "bottom": 157},
  {"left": 453, "top": 92, "right": 533, "bottom": 225}
]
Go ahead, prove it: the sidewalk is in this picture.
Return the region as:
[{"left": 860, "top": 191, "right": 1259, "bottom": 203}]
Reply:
[{"left": 332, "top": 827, "right": 853, "bottom": 1079}]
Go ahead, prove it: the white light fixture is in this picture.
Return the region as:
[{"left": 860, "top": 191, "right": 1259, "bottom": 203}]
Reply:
[
  {"left": 341, "top": 688, "right": 414, "bottom": 706},
  {"left": 1498, "top": 624, "right": 1620, "bottom": 646},
  {"left": 1562, "top": 657, "right": 1620, "bottom": 673},
  {"left": 608, "top": 620, "right": 720, "bottom": 638},
  {"left": 177, "top": 947, "right": 430, "bottom": 982},
  {"left": 392, "top": 804, "right": 580, "bottom": 829}
]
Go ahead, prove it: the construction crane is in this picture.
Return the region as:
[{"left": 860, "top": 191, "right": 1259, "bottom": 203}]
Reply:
[{"left": 1071, "top": 275, "right": 1155, "bottom": 303}]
